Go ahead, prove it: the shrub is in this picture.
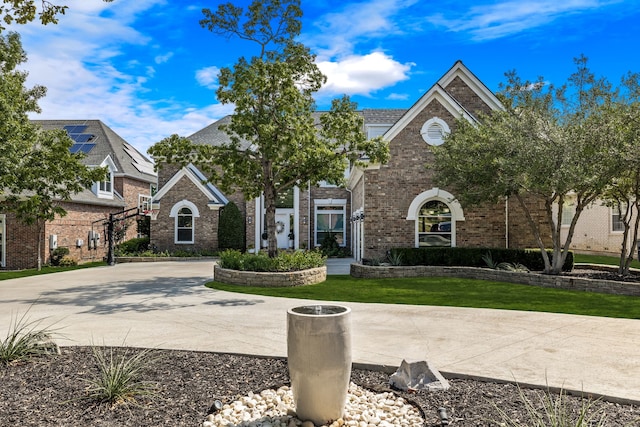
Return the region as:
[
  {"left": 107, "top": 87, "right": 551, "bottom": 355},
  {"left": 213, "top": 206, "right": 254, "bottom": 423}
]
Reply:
[
  {"left": 116, "top": 237, "right": 150, "bottom": 255},
  {"left": 50, "top": 247, "right": 70, "bottom": 266},
  {"left": 389, "top": 247, "right": 573, "bottom": 271},
  {"left": 58, "top": 255, "right": 78, "bottom": 267},
  {"left": 84, "top": 345, "right": 158, "bottom": 405},
  {"left": 493, "top": 384, "right": 607, "bottom": 427},
  {"left": 218, "top": 201, "right": 245, "bottom": 251},
  {"left": 0, "top": 310, "right": 60, "bottom": 365},
  {"left": 218, "top": 249, "right": 325, "bottom": 272}
]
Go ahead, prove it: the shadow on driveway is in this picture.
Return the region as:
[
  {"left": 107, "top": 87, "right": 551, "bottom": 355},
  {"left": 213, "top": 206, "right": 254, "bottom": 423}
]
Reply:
[{"left": 10, "top": 275, "right": 264, "bottom": 315}]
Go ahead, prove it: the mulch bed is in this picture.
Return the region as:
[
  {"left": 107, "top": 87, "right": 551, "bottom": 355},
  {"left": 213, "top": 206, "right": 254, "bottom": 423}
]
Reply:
[{"left": 1, "top": 347, "right": 638, "bottom": 426}]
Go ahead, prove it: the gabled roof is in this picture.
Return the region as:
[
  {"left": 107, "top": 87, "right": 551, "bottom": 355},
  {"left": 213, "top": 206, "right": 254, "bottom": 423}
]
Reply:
[
  {"left": 152, "top": 164, "right": 228, "bottom": 209},
  {"left": 32, "top": 120, "right": 157, "bottom": 184},
  {"left": 383, "top": 60, "right": 504, "bottom": 142}
]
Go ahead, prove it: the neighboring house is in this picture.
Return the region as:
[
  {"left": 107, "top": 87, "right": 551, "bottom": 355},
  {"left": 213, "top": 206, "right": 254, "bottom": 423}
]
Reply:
[
  {"left": 0, "top": 120, "right": 157, "bottom": 270},
  {"left": 150, "top": 61, "right": 547, "bottom": 258},
  {"left": 559, "top": 199, "right": 639, "bottom": 256}
]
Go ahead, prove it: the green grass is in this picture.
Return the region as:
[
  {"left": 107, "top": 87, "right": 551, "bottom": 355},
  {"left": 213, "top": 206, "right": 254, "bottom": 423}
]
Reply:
[
  {"left": 573, "top": 253, "right": 640, "bottom": 269},
  {"left": 0, "top": 262, "right": 106, "bottom": 281},
  {"left": 207, "top": 275, "right": 640, "bottom": 319}
]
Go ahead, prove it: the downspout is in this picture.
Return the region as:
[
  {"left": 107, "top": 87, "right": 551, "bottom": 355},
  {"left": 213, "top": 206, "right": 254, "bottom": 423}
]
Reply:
[
  {"left": 307, "top": 181, "right": 311, "bottom": 251},
  {"left": 505, "top": 196, "right": 509, "bottom": 248}
]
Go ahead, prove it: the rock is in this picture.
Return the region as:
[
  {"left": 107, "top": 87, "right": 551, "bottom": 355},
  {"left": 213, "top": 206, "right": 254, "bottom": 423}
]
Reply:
[{"left": 389, "top": 359, "right": 450, "bottom": 391}]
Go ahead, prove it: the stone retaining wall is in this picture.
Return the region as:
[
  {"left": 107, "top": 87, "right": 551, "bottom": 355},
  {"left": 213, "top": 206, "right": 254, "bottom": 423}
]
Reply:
[
  {"left": 350, "top": 264, "right": 640, "bottom": 297},
  {"left": 214, "top": 265, "right": 327, "bottom": 287}
]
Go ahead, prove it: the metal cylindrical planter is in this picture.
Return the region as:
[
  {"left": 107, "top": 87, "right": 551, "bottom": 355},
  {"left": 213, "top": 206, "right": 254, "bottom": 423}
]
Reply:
[{"left": 287, "top": 305, "right": 352, "bottom": 426}]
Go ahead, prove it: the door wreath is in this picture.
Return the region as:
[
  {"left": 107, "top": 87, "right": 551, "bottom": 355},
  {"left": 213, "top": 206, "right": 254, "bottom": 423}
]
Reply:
[{"left": 276, "top": 220, "right": 285, "bottom": 234}]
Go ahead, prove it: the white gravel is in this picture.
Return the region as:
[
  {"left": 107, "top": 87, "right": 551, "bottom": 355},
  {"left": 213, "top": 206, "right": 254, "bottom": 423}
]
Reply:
[{"left": 203, "top": 383, "right": 425, "bottom": 427}]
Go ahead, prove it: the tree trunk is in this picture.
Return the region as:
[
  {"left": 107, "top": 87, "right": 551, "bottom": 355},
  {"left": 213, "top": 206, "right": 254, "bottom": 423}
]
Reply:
[
  {"left": 514, "top": 194, "right": 552, "bottom": 273},
  {"left": 623, "top": 200, "right": 640, "bottom": 276},
  {"left": 263, "top": 180, "right": 278, "bottom": 258}
]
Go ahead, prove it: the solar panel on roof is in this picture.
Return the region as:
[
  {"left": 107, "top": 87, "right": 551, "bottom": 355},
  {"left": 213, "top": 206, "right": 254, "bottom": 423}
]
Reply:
[
  {"left": 77, "top": 144, "right": 96, "bottom": 154},
  {"left": 69, "top": 143, "right": 96, "bottom": 154},
  {"left": 70, "top": 133, "right": 94, "bottom": 143},
  {"left": 64, "top": 125, "right": 87, "bottom": 134}
]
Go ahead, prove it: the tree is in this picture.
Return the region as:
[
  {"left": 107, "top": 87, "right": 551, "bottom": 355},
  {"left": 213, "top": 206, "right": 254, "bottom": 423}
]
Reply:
[
  {"left": 149, "top": 0, "right": 388, "bottom": 257},
  {"left": 602, "top": 72, "right": 640, "bottom": 276},
  {"left": 218, "top": 201, "right": 245, "bottom": 251},
  {"left": 0, "top": 0, "right": 113, "bottom": 32},
  {"left": 432, "top": 56, "right": 624, "bottom": 275},
  {"left": 0, "top": 32, "right": 105, "bottom": 269}
]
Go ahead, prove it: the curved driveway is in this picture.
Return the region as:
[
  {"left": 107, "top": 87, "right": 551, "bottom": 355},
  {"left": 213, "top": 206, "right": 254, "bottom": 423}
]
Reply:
[{"left": 1, "top": 260, "right": 638, "bottom": 404}]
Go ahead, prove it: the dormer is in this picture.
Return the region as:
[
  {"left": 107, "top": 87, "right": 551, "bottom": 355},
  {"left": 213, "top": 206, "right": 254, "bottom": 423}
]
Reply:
[{"left": 93, "top": 155, "right": 118, "bottom": 199}]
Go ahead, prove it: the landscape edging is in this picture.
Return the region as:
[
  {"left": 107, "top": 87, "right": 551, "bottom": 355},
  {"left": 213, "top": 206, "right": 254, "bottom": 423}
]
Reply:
[{"left": 350, "top": 264, "right": 640, "bottom": 297}]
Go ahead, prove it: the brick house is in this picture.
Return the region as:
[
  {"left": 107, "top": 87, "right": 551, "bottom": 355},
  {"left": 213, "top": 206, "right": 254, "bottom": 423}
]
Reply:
[
  {"left": 0, "top": 120, "right": 156, "bottom": 270},
  {"left": 150, "top": 61, "right": 545, "bottom": 258}
]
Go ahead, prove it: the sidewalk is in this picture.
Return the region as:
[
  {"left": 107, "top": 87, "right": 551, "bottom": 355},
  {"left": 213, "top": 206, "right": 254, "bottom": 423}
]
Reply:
[{"left": 0, "top": 260, "right": 638, "bottom": 404}]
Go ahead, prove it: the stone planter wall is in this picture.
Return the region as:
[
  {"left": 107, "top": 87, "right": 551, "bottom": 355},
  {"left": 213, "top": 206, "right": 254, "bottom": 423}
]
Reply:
[
  {"left": 214, "top": 265, "right": 327, "bottom": 287},
  {"left": 350, "top": 264, "right": 640, "bottom": 297},
  {"left": 115, "top": 257, "right": 216, "bottom": 263}
]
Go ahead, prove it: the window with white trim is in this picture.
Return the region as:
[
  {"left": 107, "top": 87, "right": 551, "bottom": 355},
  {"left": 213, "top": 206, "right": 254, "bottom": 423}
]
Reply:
[
  {"left": 0, "top": 214, "right": 5, "bottom": 267},
  {"left": 612, "top": 204, "right": 627, "bottom": 232},
  {"left": 99, "top": 170, "right": 112, "bottom": 193},
  {"left": 315, "top": 204, "right": 346, "bottom": 247},
  {"left": 176, "top": 207, "right": 194, "bottom": 243},
  {"left": 417, "top": 200, "right": 452, "bottom": 247},
  {"left": 561, "top": 202, "right": 575, "bottom": 226}
]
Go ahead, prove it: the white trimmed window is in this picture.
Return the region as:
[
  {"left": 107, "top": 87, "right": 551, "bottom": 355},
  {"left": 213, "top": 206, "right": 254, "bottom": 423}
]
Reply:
[
  {"left": 612, "top": 204, "right": 627, "bottom": 232},
  {"left": 170, "top": 200, "right": 200, "bottom": 244},
  {"left": 314, "top": 199, "right": 346, "bottom": 247},
  {"left": 176, "top": 207, "right": 194, "bottom": 243},
  {"left": 95, "top": 156, "right": 117, "bottom": 199},
  {"left": 0, "top": 214, "right": 5, "bottom": 267},
  {"left": 417, "top": 200, "right": 452, "bottom": 247},
  {"left": 561, "top": 203, "right": 575, "bottom": 226},
  {"left": 420, "top": 117, "right": 450, "bottom": 146},
  {"left": 99, "top": 170, "right": 112, "bottom": 194}
]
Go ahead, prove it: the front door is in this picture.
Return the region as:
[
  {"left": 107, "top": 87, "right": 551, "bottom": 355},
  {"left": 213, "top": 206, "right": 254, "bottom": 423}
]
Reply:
[{"left": 275, "top": 212, "right": 292, "bottom": 249}]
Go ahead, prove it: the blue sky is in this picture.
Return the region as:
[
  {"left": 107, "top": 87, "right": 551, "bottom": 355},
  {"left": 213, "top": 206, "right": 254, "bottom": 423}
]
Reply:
[{"left": 12, "top": 0, "right": 640, "bottom": 155}]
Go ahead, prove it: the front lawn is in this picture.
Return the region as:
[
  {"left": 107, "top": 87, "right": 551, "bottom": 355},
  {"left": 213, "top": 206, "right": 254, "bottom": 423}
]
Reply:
[
  {"left": 574, "top": 253, "right": 640, "bottom": 269},
  {"left": 208, "top": 275, "right": 640, "bottom": 319},
  {"left": 0, "top": 262, "right": 106, "bottom": 281}
]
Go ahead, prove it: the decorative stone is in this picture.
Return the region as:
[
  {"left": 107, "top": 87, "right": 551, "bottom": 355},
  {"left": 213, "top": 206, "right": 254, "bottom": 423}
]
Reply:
[
  {"left": 389, "top": 359, "right": 450, "bottom": 391},
  {"left": 202, "top": 383, "right": 424, "bottom": 427}
]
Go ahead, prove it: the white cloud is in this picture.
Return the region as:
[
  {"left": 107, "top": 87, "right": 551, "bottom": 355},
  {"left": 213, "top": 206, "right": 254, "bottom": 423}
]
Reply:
[
  {"left": 154, "top": 52, "right": 173, "bottom": 64},
  {"left": 308, "top": 0, "right": 418, "bottom": 59},
  {"left": 386, "top": 93, "right": 409, "bottom": 101},
  {"left": 426, "top": 0, "right": 617, "bottom": 41},
  {"left": 196, "top": 66, "right": 221, "bottom": 90},
  {"left": 317, "top": 52, "right": 413, "bottom": 97}
]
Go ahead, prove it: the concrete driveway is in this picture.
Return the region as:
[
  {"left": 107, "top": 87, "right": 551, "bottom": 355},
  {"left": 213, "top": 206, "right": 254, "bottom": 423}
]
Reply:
[{"left": 1, "top": 260, "right": 639, "bottom": 404}]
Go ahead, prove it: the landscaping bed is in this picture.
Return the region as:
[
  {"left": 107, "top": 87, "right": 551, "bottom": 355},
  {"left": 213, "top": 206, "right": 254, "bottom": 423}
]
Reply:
[{"left": 1, "top": 347, "right": 638, "bottom": 426}]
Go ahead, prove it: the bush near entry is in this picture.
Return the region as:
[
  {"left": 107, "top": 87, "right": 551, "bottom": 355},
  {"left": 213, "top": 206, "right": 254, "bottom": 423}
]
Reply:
[{"left": 387, "top": 247, "right": 574, "bottom": 272}]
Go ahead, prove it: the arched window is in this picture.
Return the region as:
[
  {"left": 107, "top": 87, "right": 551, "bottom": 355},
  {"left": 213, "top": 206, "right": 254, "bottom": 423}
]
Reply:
[
  {"left": 176, "top": 207, "right": 194, "bottom": 243},
  {"left": 417, "top": 200, "right": 452, "bottom": 247},
  {"left": 407, "top": 188, "right": 464, "bottom": 248}
]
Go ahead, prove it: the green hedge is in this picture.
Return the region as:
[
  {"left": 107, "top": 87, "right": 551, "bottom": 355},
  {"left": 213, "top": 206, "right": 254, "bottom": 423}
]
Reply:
[
  {"left": 387, "top": 247, "right": 573, "bottom": 272},
  {"left": 116, "top": 237, "right": 150, "bottom": 255},
  {"left": 219, "top": 250, "right": 326, "bottom": 272}
]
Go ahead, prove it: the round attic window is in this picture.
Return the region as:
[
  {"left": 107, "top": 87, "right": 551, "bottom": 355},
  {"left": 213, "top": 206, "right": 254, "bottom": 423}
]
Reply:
[{"left": 420, "top": 117, "right": 450, "bottom": 146}]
